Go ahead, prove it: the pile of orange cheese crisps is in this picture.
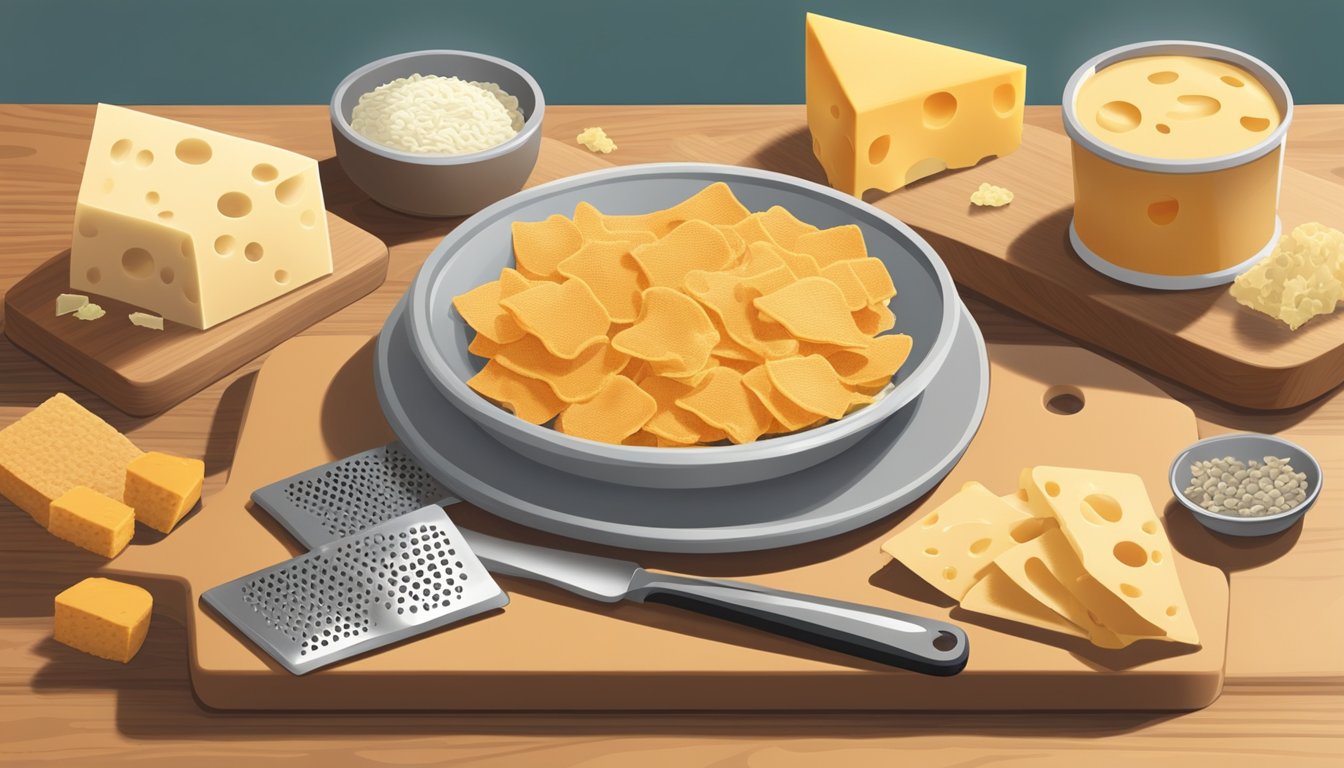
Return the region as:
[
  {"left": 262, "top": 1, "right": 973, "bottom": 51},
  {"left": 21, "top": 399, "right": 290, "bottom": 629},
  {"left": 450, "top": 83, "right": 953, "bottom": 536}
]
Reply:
[{"left": 453, "top": 182, "right": 913, "bottom": 446}]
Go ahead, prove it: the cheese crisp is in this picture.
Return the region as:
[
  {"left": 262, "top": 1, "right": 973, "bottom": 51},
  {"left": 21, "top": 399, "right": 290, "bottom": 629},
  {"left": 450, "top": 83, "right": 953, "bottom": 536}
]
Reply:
[{"left": 454, "top": 183, "right": 912, "bottom": 445}]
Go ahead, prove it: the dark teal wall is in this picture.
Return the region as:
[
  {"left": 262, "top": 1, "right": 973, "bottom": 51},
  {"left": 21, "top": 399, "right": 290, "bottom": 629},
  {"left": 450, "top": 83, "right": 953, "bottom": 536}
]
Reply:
[{"left": 2, "top": 1, "right": 1340, "bottom": 105}]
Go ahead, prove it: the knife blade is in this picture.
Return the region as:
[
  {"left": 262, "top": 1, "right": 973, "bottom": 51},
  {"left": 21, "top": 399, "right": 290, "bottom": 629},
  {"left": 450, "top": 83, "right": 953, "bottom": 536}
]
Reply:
[{"left": 459, "top": 527, "right": 968, "bottom": 676}]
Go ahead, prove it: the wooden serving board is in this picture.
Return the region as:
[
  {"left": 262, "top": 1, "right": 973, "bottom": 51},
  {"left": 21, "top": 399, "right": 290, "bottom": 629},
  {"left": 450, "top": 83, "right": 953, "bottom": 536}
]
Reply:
[
  {"left": 2, "top": 212, "right": 387, "bottom": 416},
  {"left": 661, "top": 122, "right": 1344, "bottom": 411},
  {"left": 101, "top": 333, "right": 1228, "bottom": 711}
]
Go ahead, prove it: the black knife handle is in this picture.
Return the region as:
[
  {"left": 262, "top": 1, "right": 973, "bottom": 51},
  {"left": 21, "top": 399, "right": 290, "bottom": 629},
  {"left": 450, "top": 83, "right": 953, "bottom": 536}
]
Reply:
[{"left": 627, "top": 571, "right": 968, "bottom": 676}]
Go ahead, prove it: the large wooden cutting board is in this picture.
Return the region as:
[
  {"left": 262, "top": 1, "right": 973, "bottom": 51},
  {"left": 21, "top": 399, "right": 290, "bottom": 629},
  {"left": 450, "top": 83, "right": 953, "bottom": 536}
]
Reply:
[
  {"left": 2, "top": 212, "right": 387, "bottom": 416},
  {"left": 100, "top": 333, "right": 1228, "bottom": 711},
  {"left": 662, "top": 122, "right": 1344, "bottom": 411}
]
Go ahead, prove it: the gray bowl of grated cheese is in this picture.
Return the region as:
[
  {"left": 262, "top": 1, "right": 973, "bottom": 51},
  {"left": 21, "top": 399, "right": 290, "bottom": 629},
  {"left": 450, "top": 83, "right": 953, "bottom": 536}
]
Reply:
[
  {"left": 330, "top": 49, "right": 544, "bottom": 217},
  {"left": 1170, "top": 433, "right": 1321, "bottom": 537}
]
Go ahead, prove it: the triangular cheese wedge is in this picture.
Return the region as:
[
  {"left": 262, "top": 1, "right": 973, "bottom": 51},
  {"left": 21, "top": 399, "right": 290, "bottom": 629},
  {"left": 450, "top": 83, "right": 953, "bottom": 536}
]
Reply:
[
  {"left": 881, "top": 481, "right": 1039, "bottom": 601},
  {"left": 804, "top": 14, "right": 1026, "bottom": 195},
  {"left": 1027, "top": 467, "right": 1200, "bottom": 646},
  {"left": 960, "top": 564, "right": 1085, "bottom": 640}
]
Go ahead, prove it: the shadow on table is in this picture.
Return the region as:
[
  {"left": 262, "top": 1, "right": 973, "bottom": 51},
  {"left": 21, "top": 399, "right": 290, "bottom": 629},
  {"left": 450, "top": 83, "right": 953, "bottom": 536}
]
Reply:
[{"left": 317, "top": 159, "right": 462, "bottom": 249}]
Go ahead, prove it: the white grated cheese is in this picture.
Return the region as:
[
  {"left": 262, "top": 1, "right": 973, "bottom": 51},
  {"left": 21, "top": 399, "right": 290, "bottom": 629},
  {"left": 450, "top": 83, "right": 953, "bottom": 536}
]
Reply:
[{"left": 350, "top": 74, "right": 524, "bottom": 156}]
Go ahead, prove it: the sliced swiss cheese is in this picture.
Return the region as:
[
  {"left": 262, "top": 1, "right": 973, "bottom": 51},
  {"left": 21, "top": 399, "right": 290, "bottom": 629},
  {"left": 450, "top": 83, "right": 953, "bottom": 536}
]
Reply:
[
  {"left": 960, "top": 563, "right": 1084, "bottom": 640},
  {"left": 805, "top": 13, "right": 1025, "bottom": 196},
  {"left": 881, "top": 480, "right": 1038, "bottom": 600},
  {"left": 70, "top": 104, "right": 333, "bottom": 330},
  {"left": 1027, "top": 466, "right": 1199, "bottom": 646}
]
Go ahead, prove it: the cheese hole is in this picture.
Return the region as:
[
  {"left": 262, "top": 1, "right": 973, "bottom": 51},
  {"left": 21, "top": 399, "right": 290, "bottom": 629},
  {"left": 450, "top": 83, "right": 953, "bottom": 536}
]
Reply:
[
  {"left": 101, "top": 178, "right": 115, "bottom": 194},
  {"left": 78, "top": 219, "right": 97, "bottom": 238},
  {"left": 868, "top": 135, "right": 890, "bottom": 165},
  {"left": 110, "top": 139, "right": 133, "bottom": 162},
  {"left": 252, "top": 163, "right": 278, "bottom": 182},
  {"left": 86, "top": 267, "right": 102, "bottom": 284},
  {"left": 1016, "top": 488, "right": 1030, "bottom": 502},
  {"left": 921, "top": 513, "right": 939, "bottom": 527},
  {"left": 175, "top": 138, "right": 212, "bottom": 165},
  {"left": 214, "top": 235, "right": 236, "bottom": 256},
  {"left": 218, "top": 192, "right": 252, "bottom": 218},
  {"left": 135, "top": 149, "right": 154, "bottom": 167},
  {"left": 145, "top": 191, "right": 160, "bottom": 205},
  {"left": 300, "top": 209, "right": 317, "bottom": 228},
  {"left": 1119, "top": 583, "right": 1142, "bottom": 598},
  {"left": 1081, "top": 493, "right": 1124, "bottom": 524},
  {"left": 244, "top": 242, "right": 264, "bottom": 262},
  {"left": 158, "top": 210, "right": 174, "bottom": 220},
  {"left": 1151, "top": 550, "right": 1164, "bottom": 564},
  {"left": 922, "top": 91, "right": 957, "bottom": 128},
  {"left": 1221, "top": 75, "right": 1245, "bottom": 88},
  {"left": 968, "top": 538, "right": 993, "bottom": 556},
  {"left": 1165, "top": 605, "right": 1179, "bottom": 616},
  {"left": 159, "top": 267, "right": 175, "bottom": 285},
  {"left": 1148, "top": 198, "right": 1179, "bottom": 225},
  {"left": 1044, "top": 385, "right": 1085, "bottom": 415},
  {"left": 923, "top": 547, "right": 939, "bottom": 556},
  {"left": 1010, "top": 517, "right": 1050, "bottom": 543},
  {"left": 1148, "top": 71, "right": 1179, "bottom": 84},
  {"left": 183, "top": 282, "right": 199, "bottom": 304},
  {"left": 275, "top": 175, "right": 305, "bottom": 205},
  {"left": 1241, "top": 116, "right": 1271, "bottom": 132},
  {"left": 993, "top": 83, "right": 1016, "bottom": 115},
  {"left": 121, "top": 248, "right": 154, "bottom": 279},
  {"left": 1113, "top": 540, "right": 1147, "bottom": 568},
  {"left": 274, "top": 269, "right": 290, "bottom": 285},
  {"left": 941, "top": 566, "right": 957, "bottom": 581},
  {"left": 1044, "top": 481, "right": 1061, "bottom": 497},
  {"left": 829, "top": 104, "right": 839, "bottom": 119},
  {"left": 1170, "top": 94, "right": 1220, "bottom": 119},
  {"left": 1097, "top": 100, "right": 1141, "bottom": 132},
  {"left": 1141, "top": 520, "right": 1158, "bottom": 535},
  {"left": 1155, "top": 123, "right": 1171, "bottom": 134}
]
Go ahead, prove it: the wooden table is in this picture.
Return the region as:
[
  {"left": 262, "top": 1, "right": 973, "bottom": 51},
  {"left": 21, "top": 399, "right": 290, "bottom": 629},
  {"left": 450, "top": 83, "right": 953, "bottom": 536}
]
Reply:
[{"left": 1, "top": 105, "right": 1341, "bottom": 766}]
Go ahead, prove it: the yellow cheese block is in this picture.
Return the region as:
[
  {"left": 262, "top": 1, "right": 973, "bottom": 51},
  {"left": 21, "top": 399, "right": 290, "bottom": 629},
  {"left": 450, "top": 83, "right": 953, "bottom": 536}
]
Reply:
[
  {"left": 960, "top": 563, "right": 1085, "bottom": 640},
  {"left": 1027, "top": 466, "right": 1200, "bottom": 646},
  {"left": 47, "top": 485, "right": 136, "bottom": 558},
  {"left": 54, "top": 577, "right": 152, "bottom": 663},
  {"left": 0, "top": 393, "right": 142, "bottom": 527},
  {"left": 880, "top": 481, "right": 1039, "bottom": 600},
  {"left": 805, "top": 13, "right": 1025, "bottom": 196},
  {"left": 69, "top": 104, "right": 333, "bottom": 330},
  {"left": 123, "top": 451, "right": 205, "bottom": 534}
]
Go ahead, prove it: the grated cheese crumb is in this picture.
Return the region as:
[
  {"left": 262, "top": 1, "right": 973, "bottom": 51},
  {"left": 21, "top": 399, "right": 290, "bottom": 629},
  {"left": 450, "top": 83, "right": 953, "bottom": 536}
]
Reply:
[
  {"left": 1230, "top": 222, "right": 1344, "bottom": 330},
  {"left": 577, "top": 127, "right": 617, "bottom": 154},
  {"left": 970, "top": 182, "right": 1013, "bottom": 207},
  {"left": 128, "top": 312, "right": 165, "bottom": 331},
  {"left": 73, "top": 303, "right": 105, "bottom": 321}
]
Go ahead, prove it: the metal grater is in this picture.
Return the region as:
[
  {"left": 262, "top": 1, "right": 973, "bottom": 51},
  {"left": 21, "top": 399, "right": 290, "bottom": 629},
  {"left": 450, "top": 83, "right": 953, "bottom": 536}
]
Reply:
[
  {"left": 202, "top": 505, "right": 507, "bottom": 675},
  {"left": 251, "top": 441, "right": 457, "bottom": 550}
]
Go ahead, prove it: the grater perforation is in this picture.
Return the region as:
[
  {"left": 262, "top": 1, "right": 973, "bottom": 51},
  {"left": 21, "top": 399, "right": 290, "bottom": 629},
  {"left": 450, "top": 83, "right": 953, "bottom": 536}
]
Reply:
[
  {"left": 252, "top": 442, "right": 456, "bottom": 550},
  {"left": 203, "top": 505, "right": 507, "bottom": 674}
]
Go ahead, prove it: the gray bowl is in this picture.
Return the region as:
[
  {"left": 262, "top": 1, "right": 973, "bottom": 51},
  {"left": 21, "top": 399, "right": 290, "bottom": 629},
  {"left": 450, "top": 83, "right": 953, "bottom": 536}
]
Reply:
[
  {"left": 406, "top": 163, "right": 961, "bottom": 490},
  {"left": 1169, "top": 433, "right": 1321, "bottom": 537},
  {"left": 330, "top": 50, "right": 544, "bottom": 217}
]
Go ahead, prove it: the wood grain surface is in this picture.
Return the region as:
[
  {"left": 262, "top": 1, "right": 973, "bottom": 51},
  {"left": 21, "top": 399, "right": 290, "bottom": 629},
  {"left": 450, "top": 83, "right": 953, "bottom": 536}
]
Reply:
[
  {"left": 0, "top": 105, "right": 1340, "bottom": 764},
  {"left": 3, "top": 212, "right": 388, "bottom": 415}
]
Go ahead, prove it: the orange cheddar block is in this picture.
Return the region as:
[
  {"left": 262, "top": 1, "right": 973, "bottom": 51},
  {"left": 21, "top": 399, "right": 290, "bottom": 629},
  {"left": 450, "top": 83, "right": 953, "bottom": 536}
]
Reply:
[
  {"left": 805, "top": 13, "right": 1025, "bottom": 196},
  {"left": 54, "top": 577, "right": 152, "bottom": 663},
  {"left": 0, "top": 393, "right": 142, "bottom": 527},
  {"left": 48, "top": 486, "right": 136, "bottom": 558},
  {"left": 123, "top": 451, "right": 205, "bottom": 534}
]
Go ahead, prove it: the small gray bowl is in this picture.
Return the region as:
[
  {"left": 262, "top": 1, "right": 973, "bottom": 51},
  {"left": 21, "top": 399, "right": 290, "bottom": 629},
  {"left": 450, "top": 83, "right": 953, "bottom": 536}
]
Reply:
[
  {"left": 1170, "top": 433, "right": 1321, "bottom": 537},
  {"left": 330, "top": 50, "right": 544, "bottom": 217}
]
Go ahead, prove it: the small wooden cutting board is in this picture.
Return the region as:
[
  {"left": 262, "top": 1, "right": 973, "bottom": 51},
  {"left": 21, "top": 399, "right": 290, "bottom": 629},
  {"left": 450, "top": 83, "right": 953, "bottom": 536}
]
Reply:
[
  {"left": 2, "top": 212, "right": 387, "bottom": 416},
  {"left": 102, "top": 333, "right": 1229, "bottom": 711}
]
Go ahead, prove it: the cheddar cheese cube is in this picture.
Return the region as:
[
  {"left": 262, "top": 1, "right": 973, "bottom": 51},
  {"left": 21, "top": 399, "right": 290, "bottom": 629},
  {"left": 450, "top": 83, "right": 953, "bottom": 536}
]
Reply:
[
  {"left": 54, "top": 577, "right": 152, "bottom": 663},
  {"left": 69, "top": 104, "right": 333, "bottom": 330},
  {"left": 0, "top": 393, "right": 143, "bottom": 527},
  {"left": 47, "top": 486, "right": 136, "bottom": 558},
  {"left": 123, "top": 451, "right": 205, "bottom": 534},
  {"left": 805, "top": 13, "right": 1026, "bottom": 196}
]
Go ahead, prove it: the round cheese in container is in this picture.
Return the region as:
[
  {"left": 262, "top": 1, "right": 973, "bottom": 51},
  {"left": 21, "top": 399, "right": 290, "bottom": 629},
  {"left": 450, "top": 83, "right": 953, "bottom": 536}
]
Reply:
[{"left": 1062, "top": 41, "right": 1293, "bottom": 289}]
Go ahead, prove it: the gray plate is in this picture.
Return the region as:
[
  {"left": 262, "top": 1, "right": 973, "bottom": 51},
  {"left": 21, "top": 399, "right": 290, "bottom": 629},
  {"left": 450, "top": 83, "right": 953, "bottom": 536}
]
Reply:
[
  {"left": 404, "top": 163, "right": 960, "bottom": 489},
  {"left": 376, "top": 297, "right": 988, "bottom": 554}
]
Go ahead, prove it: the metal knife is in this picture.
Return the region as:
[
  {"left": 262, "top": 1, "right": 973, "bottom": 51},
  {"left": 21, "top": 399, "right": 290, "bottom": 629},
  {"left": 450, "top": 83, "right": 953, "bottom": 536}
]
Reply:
[{"left": 459, "top": 527, "right": 969, "bottom": 676}]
